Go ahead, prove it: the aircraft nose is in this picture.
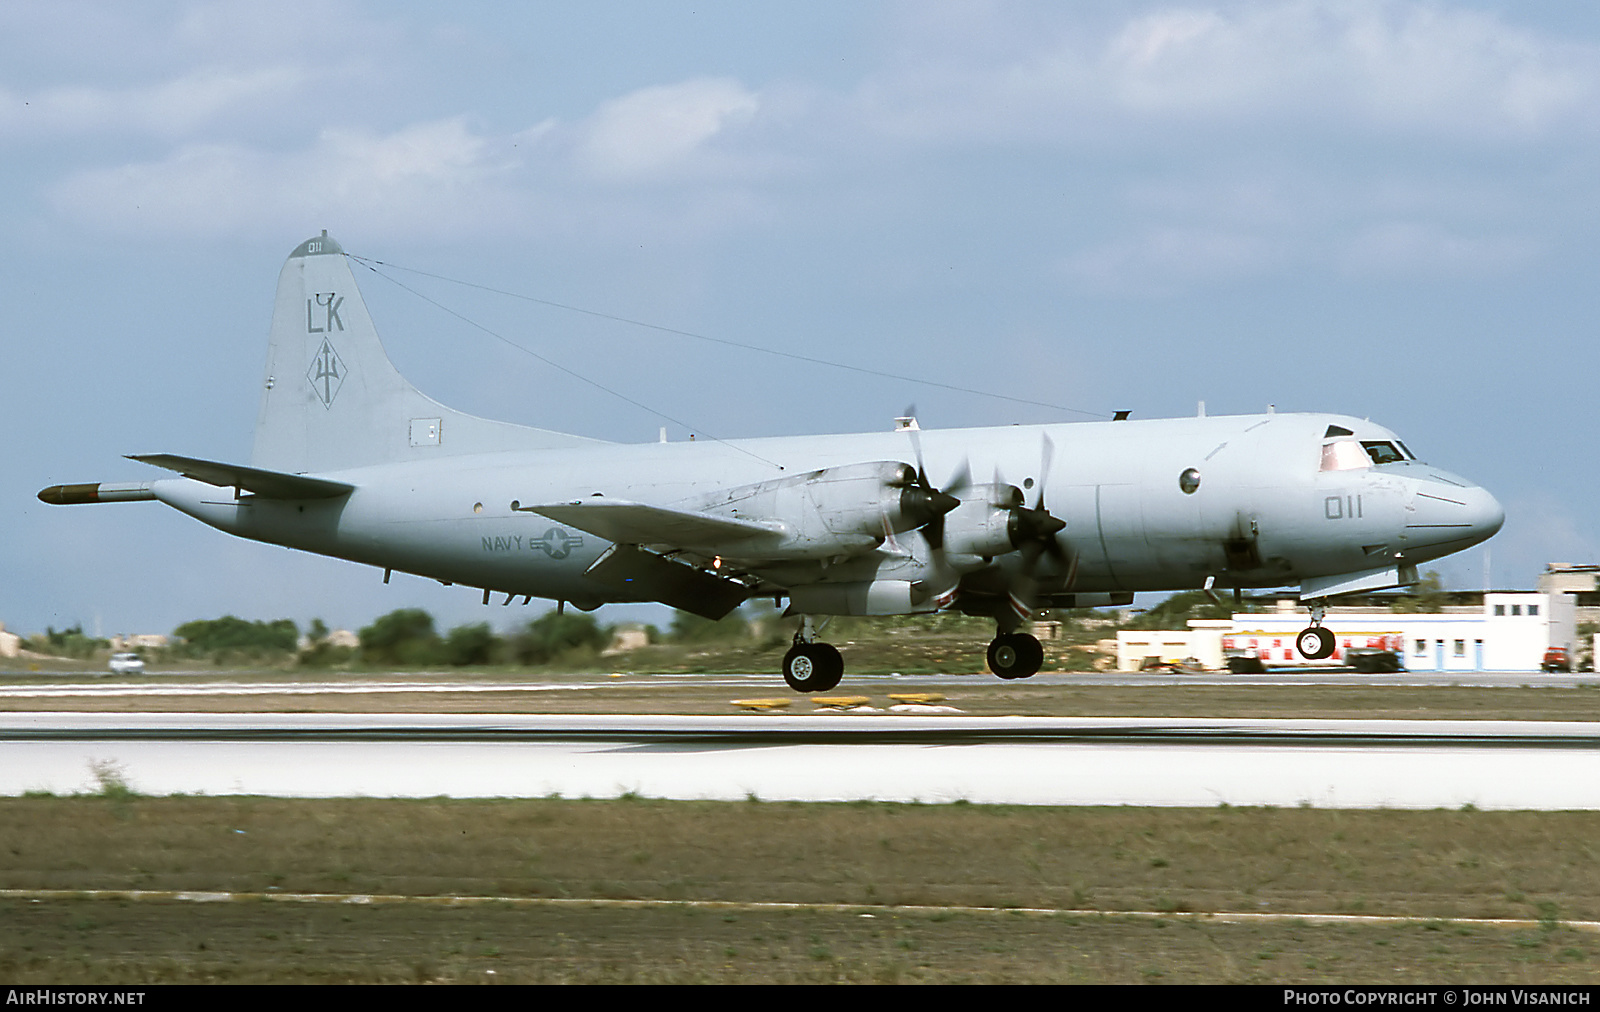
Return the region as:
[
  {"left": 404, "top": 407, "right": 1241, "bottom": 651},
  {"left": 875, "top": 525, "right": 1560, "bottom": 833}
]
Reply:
[
  {"left": 1405, "top": 473, "right": 1504, "bottom": 552},
  {"left": 1467, "top": 485, "right": 1506, "bottom": 543}
]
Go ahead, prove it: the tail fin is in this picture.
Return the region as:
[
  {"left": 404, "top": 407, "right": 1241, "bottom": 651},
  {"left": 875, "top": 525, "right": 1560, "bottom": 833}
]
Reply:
[{"left": 251, "top": 232, "right": 601, "bottom": 474}]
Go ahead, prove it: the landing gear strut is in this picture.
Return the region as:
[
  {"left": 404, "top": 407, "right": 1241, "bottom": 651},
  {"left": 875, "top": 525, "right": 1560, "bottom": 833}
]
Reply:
[
  {"left": 987, "top": 632, "right": 1044, "bottom": 680},
  {"left": 1296, "top": 599, "right": 1335, "bottom": 660},
  {"left": 782, "top": 615, "right": 843, "bottom": 693}
]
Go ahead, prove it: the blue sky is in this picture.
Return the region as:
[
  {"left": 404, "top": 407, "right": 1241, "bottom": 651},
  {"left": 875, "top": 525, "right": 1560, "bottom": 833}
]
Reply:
[{"left": 5, "top": 1, "right": 1598, "bottom": 640}]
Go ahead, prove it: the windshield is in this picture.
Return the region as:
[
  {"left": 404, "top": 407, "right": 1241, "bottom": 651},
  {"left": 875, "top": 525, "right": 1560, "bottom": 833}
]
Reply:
[
  {"left": 1361, "top": 441, "right": 1406, "bottom": 465},
  {"left": 1320, "top": 437, "right": 1415, "bottom": 471},
  {"left": 1321, "top": 439, "right": 1368, "bottom": 471}
]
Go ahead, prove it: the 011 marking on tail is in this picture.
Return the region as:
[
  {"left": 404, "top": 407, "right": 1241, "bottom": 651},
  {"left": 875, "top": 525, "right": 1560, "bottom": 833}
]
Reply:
[{"left": 39, "top": 232, "right": 1505, "bottom": 692}]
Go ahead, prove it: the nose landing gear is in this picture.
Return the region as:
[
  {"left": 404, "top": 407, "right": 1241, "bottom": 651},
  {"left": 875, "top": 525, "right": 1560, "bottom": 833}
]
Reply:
[{"left": 1296, "top": 599, "right": 1336, "bottom": 660}]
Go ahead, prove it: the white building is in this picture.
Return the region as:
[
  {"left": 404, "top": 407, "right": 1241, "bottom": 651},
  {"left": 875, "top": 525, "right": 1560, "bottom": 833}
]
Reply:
[
  {"left": 1117, "top": 592, "right": 1573, "bottom": 672},
  {"left": 109, "top": 633, "right": 170, "bottom": 651},
  {"left": 1116, "top": 620, "right": 1231, "bottom": 671}
]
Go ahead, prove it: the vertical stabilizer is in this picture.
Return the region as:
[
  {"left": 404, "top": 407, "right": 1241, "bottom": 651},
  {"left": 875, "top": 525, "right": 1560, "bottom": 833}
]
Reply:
[{"left": 252, "top": 233, "right": 600, "bottom": 474}]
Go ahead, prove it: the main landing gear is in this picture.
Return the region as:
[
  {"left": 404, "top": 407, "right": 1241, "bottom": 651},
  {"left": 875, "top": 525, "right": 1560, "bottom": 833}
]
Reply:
[
  {"left": 987, "top": 632, "right": 1044, "bottom": 680},
  {"left": 783, "top": 616, "right": 843, "bottom": 693},
  {"left": 777, "top": 615, "right": 1045, "bottom": 693},
  {"left": 1296, "top": 599, "right": 1336, "bottom": 660}
]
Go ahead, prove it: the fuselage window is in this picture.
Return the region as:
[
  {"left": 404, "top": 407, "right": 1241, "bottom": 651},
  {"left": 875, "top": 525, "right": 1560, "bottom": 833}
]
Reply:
[
  {"left": 1361, "top": 441, "right": 1405, "bottom": 465},
  {"left": 1320, "top": 439, "right": 1369, "bottom": 471}
]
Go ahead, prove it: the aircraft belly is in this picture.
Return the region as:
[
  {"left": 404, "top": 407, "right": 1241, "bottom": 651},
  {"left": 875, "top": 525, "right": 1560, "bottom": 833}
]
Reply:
[{"left": 336, "top": 516, "right": 619, "bottom": 599}]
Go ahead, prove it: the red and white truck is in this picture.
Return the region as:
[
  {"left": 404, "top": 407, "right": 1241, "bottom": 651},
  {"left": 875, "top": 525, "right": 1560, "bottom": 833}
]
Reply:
[{"left": 1222, "top": 630, "right": 1405, "bottom": 673}]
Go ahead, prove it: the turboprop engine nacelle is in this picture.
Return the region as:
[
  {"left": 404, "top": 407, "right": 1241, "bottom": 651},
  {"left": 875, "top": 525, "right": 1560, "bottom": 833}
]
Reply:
[
  {"left": 940, "top": 483, "right": 1029, "bottom": 559},
  {"left": 692, "top": 461, "right": 957, "bottom": 561},
  {"left": 786, "top": 579, "right": 934, "bottom": 616}
]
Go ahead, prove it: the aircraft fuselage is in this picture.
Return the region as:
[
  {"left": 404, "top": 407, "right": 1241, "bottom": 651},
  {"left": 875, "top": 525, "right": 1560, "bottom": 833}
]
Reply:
[{"left": 149, "top": 410, "right": 1502, "bottom": 612}]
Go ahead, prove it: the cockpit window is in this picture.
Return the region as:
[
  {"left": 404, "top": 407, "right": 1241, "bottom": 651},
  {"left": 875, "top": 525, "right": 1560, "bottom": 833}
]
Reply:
[
  {"left": 1361, "top": 441, "right": 1406, "bottom": 465},
  {"left": 1320, "top": 439, "right": 1369, "bottom": 471},
  {"left": 1321, "top": 433, "right": 1417, "bottom": 471}
]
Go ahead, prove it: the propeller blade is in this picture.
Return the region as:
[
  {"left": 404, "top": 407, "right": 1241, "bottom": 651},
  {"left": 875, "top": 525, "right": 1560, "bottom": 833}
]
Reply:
[
  {"left": 943, "top": 458, "right": 972, "bottom": 499},
  {"left": 1035, "top": 432, "right": 1054, "bottom": 511}
]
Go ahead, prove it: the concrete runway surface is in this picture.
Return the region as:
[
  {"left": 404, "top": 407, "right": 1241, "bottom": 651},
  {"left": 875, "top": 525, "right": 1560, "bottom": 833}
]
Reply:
[{"left": 5, "top": 712, "right": 1599, "bottom": 809}]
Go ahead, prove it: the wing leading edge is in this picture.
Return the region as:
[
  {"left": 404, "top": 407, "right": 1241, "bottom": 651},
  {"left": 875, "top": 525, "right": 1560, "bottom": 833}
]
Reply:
[{"left": 521, "top": 499, "right": 780, "bottom": 552}]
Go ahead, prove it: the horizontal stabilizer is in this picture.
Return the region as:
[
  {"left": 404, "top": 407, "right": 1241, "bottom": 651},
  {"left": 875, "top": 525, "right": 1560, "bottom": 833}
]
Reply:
[
  {"left": 522, "top": 500, "right": 777, "bottom": 551},
  {"left": 585, "top": 545, "right": 750, "bottom": 620},
  {"left": 128, "top": 454, "right": 355, "bottom": 500}
]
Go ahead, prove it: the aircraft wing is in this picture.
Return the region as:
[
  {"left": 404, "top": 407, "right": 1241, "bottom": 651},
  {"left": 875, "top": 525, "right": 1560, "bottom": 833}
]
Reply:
[
  {"left": 522, "top": 500, "right": 779, "bottom": 551},
  {"left": 127, "top": 454, "right": 355, "bottom": 500}
]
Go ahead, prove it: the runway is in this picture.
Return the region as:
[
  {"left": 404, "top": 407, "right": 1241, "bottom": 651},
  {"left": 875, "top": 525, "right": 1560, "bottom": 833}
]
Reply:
[
  {"left": 0, "top": 669, "right": 1592, "bottom": 696},
  {"left": 7, "top": 712, "right": 1600, "bottom": 810}
]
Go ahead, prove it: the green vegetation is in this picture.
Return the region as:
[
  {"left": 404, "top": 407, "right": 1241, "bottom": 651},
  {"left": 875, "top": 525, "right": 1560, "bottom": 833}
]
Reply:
[
  {"left": 1390, "top": 570, "right": 1450, "bottom": 613},
  {"left": 356, "top": 608, "right": 440, "bottom": 666},
  {"left": 171, "top": 616, "right": 298, "bottom": 659},
  {"left": 506, "top": 611, "right": 608, "bottom": 664},
  {"left": 1121, "top": 590, "right": 1235, "bottom": 628},
  {"left": 25, "top": 625, "right": 109, "bottom": 659}
]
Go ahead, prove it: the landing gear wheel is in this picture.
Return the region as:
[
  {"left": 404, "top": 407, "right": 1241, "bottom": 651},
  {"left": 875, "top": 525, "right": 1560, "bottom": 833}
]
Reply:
[
  {"left": 987, "top": 633, "right": 1044, "bottom": 680},
  {"left": 782, "top": 643, "right": 843, "bottom": 693},
  {"left": 1296, "top": 626, "right": 1336, "bottom": 660}
]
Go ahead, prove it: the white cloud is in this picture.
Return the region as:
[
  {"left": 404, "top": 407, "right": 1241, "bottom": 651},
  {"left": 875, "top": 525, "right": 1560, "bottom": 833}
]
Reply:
[
  {"left": 48, "top": 118, "right": 521, "bottom": 238},
  {"left": 575, "top": 77, "right": 760, "bottom": 181},
  {"left": 859, "top": 0, "right": 1600, "bottom": 145},
  {"left": 0, "top": 66, "right": 311, "bottom": 139},
  {"left": 1336, "top": 221, "right": 1539, "bottom": 277},
  {"left": 1059, "top": 226, "right": 1290, "bottom": 296}
]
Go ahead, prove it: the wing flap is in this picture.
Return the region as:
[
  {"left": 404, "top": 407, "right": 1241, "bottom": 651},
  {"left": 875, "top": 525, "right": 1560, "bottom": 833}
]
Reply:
[
  {"left": 128, "top": 454, "right": 355, "bottom": 500},
  {"left": 585, "top": 545, "right": 749, "bottom": 619}
]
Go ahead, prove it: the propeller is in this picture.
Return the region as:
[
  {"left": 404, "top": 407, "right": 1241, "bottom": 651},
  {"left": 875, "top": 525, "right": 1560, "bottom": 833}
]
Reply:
[
  {"left": 897, "top": 407, "right": 974, "bottom": 607},
  {"left": 998, "top": 433, "right": 1074, "bottom": 621},
  {"left": 900, "top": 406, "right": 971, "bottom": 552}
]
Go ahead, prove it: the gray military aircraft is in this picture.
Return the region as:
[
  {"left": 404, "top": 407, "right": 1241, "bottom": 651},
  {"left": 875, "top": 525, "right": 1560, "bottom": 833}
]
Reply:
[{"left": 39, "top": 233, "right": 1505, "bottom": 691}]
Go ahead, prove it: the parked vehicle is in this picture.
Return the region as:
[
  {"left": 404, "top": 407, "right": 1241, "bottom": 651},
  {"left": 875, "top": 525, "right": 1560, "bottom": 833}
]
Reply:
[
  {"left": 108, "top": 652, "right": 145, "bottom": 675},
  {"left": 1223, "top": 630, "right": 1405, "bottom": 674},
  {"left": 1542, "top": 646, "right": 1571, "bottom": 673},
  {"left": 1346, "top": 647, "right": 1404, "bottom": 673}
]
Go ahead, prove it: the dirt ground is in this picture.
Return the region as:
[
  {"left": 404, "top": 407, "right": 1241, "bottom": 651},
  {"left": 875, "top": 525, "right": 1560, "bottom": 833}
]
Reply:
[{"left": 3, "top": 797, "right": 1600, "bottom": 983}]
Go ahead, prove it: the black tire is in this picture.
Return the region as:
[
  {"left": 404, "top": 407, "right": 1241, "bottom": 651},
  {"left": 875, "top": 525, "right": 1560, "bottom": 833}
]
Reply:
[
  {"left": 1296, "top": 626, "right": 1336, "bottom": 660},
  {"left": 810, "top": 643, "right": 843, "bottom": 692},
  {"left": 988, "top": 633, "right": 1043, "bottom": 680},
  {"left": 782, "top": 643, "right": 844, "bottom": 693}
]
